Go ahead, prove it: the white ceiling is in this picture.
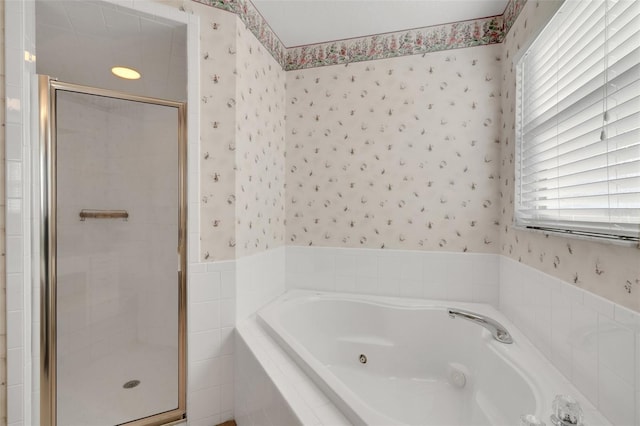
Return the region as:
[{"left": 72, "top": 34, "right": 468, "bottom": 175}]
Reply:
[
  {"left": 36, "top": 1, "right": 187, "bottom": 101},
  {"left": 252, "top": 0, "right": 510, "bottom": 47},
  {"left": 36, "top": 0, "right": 509, "bottom": 86}
]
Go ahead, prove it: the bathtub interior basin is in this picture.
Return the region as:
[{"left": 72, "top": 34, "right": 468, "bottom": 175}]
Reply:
[{"left": 257, "top": 290, "right": 605, "bottom": 426}]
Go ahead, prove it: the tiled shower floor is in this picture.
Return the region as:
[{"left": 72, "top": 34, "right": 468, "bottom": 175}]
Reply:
[{"left": 57, "top": 343, "right": 178, "bottom": 425}]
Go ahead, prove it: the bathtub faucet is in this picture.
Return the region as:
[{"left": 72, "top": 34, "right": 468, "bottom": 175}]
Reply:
[{"left": 448, "top": 308, "right": 513, "bottom": 344}]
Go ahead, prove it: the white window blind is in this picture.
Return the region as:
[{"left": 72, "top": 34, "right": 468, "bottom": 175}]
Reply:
[{"left": 515, "top": 0, "right": 640, "bottom": 242}]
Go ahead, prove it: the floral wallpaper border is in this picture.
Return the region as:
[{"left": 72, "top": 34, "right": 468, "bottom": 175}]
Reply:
[
  {"left": 502, "top": 0, "right": 528, "bottom": 32},
  {"left": 284, "top": 16, "right": 504, "bottom": 70},
  {"left": 193, "top": 0, "right": 286, "bottom": 65},
  {"left": 192, "top": 0, "right": 527, "bottom": 70}
]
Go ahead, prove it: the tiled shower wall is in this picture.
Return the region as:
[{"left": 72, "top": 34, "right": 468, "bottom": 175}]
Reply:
[
  {"left": 0, "top": 1, "right": 6, "bottom": 422},
  {"left": 4, "top": 0, "right": 35, "bottom": 423},
  {"left": 499, "top": 0, "right": 640, "bottom": 312},
  {"left": 285, "top": 45, "right": 503, "bottom": 253},
  {"left": 55, "top": 93, "right": 180, "bottom": 368}
]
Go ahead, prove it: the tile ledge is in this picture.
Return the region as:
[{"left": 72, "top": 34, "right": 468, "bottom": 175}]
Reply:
[{"left": 236, "top": 319, "right": 344, "bottom": 425}]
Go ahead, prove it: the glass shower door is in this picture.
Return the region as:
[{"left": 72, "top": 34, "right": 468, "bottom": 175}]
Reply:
[{"left": 40, "top": 77, "right": 186, "bottom": 426}]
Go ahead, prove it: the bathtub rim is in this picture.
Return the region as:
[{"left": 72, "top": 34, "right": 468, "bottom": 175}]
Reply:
[
  {"left": 258, "top": 290, "right": 542, "bottom": 425},
  {"left": 257, "top": 289, "right": 608, "bottom": 426}
]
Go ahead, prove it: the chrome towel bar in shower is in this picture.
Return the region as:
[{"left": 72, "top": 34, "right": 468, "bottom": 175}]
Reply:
[{"left": 79, "top": 209, "right": 129, "bottom": 221}]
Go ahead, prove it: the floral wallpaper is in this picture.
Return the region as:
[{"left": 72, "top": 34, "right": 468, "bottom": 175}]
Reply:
[
  {"left": 192, "top": 0, "right": 527, "bottom": 71},
  {"left": 285, "top": 46, "right": 503, "bottom": 252},
  {"left": 235, "top": 22, "right": 287, "bottom": 256},
  {"left": 181, "top": 2, "right": 287, "bottom": 261},
  {"left": 182, "top": 0, "right": 531, "bottom": 262},
  {"left": 170, "top": 0, "right": 638, "bottom": 314},
  {"left": 191, "top": 2, "right": 238, "bottom": 261},
  {"left": 499, "top": 0, "right": 640, "bottom": 311},
  {"left": 193, "top": 0, "right": 286, "bottom": 66}
]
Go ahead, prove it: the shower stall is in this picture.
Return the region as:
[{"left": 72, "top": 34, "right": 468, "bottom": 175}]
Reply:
[{"left": 39, "top": 76, "right": 187, "bottom": 426}]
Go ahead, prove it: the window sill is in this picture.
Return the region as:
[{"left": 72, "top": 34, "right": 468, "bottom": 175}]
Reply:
[{"left": 510, "top": 225, "right": 640, "bottom": 248}]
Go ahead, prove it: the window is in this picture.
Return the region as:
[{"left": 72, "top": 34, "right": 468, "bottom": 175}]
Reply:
[{"left": 515, "top": 0, "right": 640, "bottom": 243}]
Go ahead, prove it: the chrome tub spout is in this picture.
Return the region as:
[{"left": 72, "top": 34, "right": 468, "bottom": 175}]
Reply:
[{"left": 448, "top": 308, "right": 513, "bottom": 344}]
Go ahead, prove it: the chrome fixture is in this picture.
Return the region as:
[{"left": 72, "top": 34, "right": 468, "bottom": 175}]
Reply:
[
  {"left": 550, "top": 395, "right": 583, "bottom": 426},
  {"left": 447, "top": 308, "right": 514, "bottom": 344}
]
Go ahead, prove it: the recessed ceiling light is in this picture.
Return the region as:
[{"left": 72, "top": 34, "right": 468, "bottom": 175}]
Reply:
[{"left": 111, "top": 66, "right": 141, "bottom": 80}]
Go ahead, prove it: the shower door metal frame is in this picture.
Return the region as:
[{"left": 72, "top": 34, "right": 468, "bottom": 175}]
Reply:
[{"left": 39, "top": 75, "right": 188, "bottom": 426}]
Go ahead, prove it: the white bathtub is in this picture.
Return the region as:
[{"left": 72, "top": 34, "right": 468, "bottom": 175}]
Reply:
[{"left": 257, "top": 290, "right": 608, "bottom": 426}]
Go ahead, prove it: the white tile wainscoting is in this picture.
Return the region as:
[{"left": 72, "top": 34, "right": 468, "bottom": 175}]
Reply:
[
  {"left": 236, "top": 247, "right": 287, "bottom": 322},
  {"left": 235, "top": 245, "right": 638, "bottom": 426},
  {"left": 188, "top": 260, "right": 236, "bottom": 425},
  {"left": 5, "top": 1, "right": 37, "bottom": 424},
  {"left": 285, "top": 246, "right": 500, "bottom": 307},
  {"left": 500, "top": 257, "right": 640, "bottom": 426}
]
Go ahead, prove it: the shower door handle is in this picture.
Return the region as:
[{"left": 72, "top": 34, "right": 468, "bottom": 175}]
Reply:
[{"left": 79, "top": 209, "right": 129, "bottom": 220}]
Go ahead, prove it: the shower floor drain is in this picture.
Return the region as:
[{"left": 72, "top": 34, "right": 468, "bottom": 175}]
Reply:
[{"left": 123, "top": 380, "right": 141, "bottom": 389}]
